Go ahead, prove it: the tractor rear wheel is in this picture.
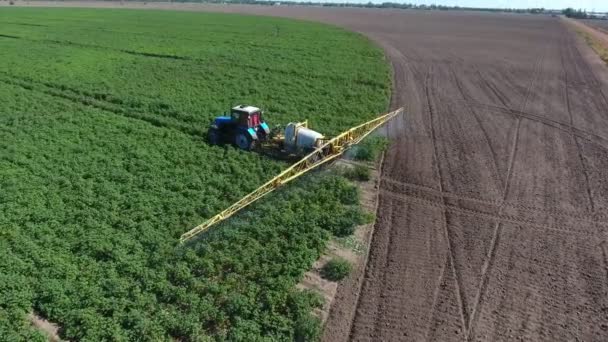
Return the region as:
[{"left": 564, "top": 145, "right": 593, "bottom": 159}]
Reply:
[
  {"left": 208, "top": 128, "right": 221, "bottom": 145},
  {"left": 235, "top": 133, "right": 254, "bottom": 150}
]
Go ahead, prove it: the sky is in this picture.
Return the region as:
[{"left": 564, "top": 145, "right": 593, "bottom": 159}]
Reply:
[{"left": 324, "top": 0, "right": 608, "bottom": 12}]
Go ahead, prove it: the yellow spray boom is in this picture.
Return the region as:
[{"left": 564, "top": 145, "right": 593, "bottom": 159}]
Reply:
[{"left": 180, "top": 107, "right": 403, "bottom": 243}]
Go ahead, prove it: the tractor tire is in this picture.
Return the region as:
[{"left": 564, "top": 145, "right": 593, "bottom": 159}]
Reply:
[
  {"left": 208, "top": 128, "right": 221, "bottom": 145},
  {"left": 235, "top": 133, "right": 254, "bottom": 150}
]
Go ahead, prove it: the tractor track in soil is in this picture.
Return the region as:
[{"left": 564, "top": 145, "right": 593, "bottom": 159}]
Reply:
[
  {"left": 380, "top": 177, "right": 608, "bottom": 227},
  {"left": 467, "top": 40, "right": 548, "bottom": 340},
  {"left": 444, "top": 97, "right": 608, "bottom": 152},
  {"left": 425, "top": 64, "right": 470, "bottom": 340},
  {"left": 561, "top": 33, "right": 597, "bottom": 213},
  {"left": 378, "top": 189, "right": 602, "bottom": 237},
  {"left": 9, "top": 3, "right": 608, "bottom": 341}
]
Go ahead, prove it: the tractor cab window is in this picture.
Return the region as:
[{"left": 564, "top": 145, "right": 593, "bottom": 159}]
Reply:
[
  {"left": 230, "top": 110, "right": 241, "bottom": 121},
  {"left": 230, "top": 110, "right": 247, "bottom": 126},
  {"left": 249, "top": 111, "right": 261, "bottom": 128},
  {"left": 231, "top": 110, "right": 263, "bottom": 128}
]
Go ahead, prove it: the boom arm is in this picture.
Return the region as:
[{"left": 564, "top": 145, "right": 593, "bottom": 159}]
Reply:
[{"left": 180, "top": 107, "right": 403, "bottom": 243}]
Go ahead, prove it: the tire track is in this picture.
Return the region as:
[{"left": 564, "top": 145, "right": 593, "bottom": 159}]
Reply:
[
  {"left": 467, "top": 42, "right": 548, "bottom": 339},
  {"left": 379, "top": 189, "right": 599, "bottom": 238},
  {"left": 348, "top": 46, "right": 432, "bottom": 341},
  {"left": 476, "top": 70, "right": 512, "bottom": 109},
  {"left": 451, "top": 66, "right": 608, "bottom": 150},
  {"left": 601, "top": 241, "right": 608, "bottom": 286},
  {"left": 424, "top": 65, "right": 469, "bottom": 338},
  {"left": 448, "top": 66, "right": 504, "bottom": 189},
  {"left": 0, "top": 33, "right": 20, "bottom": 39},
  {"left": 348, "top": 195, "right": 395, "bottom": 341},
  {"left": 451, "top": 96, "right": 608, "bottom": 151},
  {"left": 381, "top": 177, "right": 608, "bottom": 226},
  {"left": 424, "top": 256, "right": 449, "bottom": 341},
  {"left": 370, "top": 199, "right": 409, "bottom": 339},
  {"left": 0, "top": 21, "right": 48, "bottom": 27},
  {"left": 561, "top": 33, "right": 597, "bottom": 214}
]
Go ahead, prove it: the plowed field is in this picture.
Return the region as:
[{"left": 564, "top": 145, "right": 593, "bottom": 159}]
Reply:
[{"left": 338, "top": 12, "right": 608, "bottom": 342}]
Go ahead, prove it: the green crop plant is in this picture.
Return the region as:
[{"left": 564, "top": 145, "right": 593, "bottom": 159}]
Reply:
[
  {"left": 353, "top": 135, "right": 390, "bottom": 161},
  {"left": 321, "top": 258, "right": 353, "bottom": 281},
  {"left": 340, "top": 164, "right": 372, "bottom": 181},
  {"left": 0, "top": 8, "right": 390, "bottom": 341}
]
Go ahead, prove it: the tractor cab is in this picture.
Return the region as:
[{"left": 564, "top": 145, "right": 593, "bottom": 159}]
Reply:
[
  {"left": 208, "top": 105, "right": 271, "bottom": 150},
  {"left": 230, "top": 105, "right": 264, "bottom": 129}
]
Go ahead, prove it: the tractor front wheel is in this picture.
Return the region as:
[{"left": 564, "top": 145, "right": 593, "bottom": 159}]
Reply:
[{"left": 235, "top": 133, "right": 254, "bottom": 150}]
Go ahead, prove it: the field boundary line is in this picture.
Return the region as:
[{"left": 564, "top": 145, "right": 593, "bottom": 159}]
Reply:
[
  {"left": 343, "top": 151, "right": 388, "bottom": 341},
  {"left": 562, "top": 18, "right": 608, "bottom": 107}
]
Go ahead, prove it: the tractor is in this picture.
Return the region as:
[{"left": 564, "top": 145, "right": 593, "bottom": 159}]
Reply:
[{"left": 208, "top": 105, "right": 271, "bottom": 150}]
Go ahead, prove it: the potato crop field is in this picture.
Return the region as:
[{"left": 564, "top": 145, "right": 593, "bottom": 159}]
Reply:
[{"left": 0, "top": 8, "right": 390, "bottom": 341}]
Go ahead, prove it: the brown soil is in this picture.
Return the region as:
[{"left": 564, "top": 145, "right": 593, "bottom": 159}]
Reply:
[
  {"left": 9, "top": 3, "right": 608, "bottom": 341},
  {"left": 28, "top": 312, "right": 63, "bottom": 342},
  {"left": 331, "top": 12, "right": 608, "bottom": 342}
]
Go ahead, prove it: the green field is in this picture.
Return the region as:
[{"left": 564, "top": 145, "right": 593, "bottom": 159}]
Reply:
[{"left": 0, "top": 8, "right": 390, "bottom": 341}]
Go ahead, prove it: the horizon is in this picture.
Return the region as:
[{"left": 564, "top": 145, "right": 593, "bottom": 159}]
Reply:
[{"left": 264, "top": 0, "right": 608, "bottom": 12}]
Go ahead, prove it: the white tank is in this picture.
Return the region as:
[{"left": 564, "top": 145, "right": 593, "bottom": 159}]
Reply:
[{"left": 284, "top": 122, "right": 324, "bottom": 152}]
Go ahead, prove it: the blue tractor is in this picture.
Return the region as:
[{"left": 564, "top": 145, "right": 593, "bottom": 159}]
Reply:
[{"left": 208, "top": 105, "right": 271, "bottom": 150}]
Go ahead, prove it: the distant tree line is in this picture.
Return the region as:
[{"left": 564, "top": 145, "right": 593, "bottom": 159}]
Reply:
[
  {"left": 165, "top": 0, "right": 551, "bottom": 14},
  {"left": 562, "top": 8, "right": 608, "bottom": 19},
  {"left": 101, "top": 0, "right": 608, "bottom": 18},
  {"left": 563, "top": 8, "right": 588, "bottom": 19}
]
